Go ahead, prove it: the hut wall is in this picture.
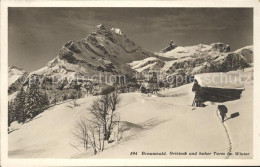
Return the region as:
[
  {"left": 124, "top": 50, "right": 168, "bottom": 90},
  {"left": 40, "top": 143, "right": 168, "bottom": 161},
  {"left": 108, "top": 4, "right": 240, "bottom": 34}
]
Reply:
[{"left": 195, "top": 86, "right": 244, "bottom": 103}]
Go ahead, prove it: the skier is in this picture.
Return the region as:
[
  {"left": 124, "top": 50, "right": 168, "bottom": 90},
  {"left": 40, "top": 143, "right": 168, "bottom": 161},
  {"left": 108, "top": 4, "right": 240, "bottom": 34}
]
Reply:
[{"left": 218, "top": 105, "right": 228, "bottom": 122}]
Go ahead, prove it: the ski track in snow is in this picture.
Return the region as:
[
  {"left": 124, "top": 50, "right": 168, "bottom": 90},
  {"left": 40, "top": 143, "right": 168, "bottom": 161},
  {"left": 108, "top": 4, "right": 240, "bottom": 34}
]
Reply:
[
  {"left": 215, "top": 109, "right": 232, "bottom": 159},
  {"left": 153, "top": 97, "right": 230, "bottom": 159},
  {"left": 152, "top": 95, "right": 231, "bottom": 159}
]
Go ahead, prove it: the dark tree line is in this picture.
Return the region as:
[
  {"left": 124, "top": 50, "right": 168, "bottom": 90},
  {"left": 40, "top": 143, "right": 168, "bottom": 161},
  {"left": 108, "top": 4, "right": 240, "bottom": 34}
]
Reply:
[{"left": 8, "top": 83, "right": 49, "bottom": 126}]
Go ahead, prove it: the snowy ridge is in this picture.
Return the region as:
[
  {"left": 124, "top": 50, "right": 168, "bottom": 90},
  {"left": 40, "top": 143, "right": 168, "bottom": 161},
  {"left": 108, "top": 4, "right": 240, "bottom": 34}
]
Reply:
[
  {"left": 8, "top": 66, "right": 26, "bottom": 87},
  {"left": 129, "top": 41, "right": 253, "bottom": 84},
  {"left": 234, "top": 45, "right": 253, "bottom": 53},
  {"left": 157, "top": 44, "right": 211, "bottom": 59},
  {"left": 160, "top": 56, "right": 195, "bottom": 73},
  {"left": 31, "top": 57, "right": 85, "bottom": 78}
]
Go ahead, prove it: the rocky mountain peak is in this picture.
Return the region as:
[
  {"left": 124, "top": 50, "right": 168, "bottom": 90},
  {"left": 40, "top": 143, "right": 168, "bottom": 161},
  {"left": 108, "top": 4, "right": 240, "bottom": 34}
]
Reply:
[
  {"left": 160, "top": 40, "right": 177, "bottom": 53},
  {"left": 26, "top": 23, "right": 153, "bottom": 82},
  {"left": 210, "top": 42, "right": 230, "bottom": 52},
  {"left": 64, "top": 40, "right": 81, "bottom": 54},
  {"left": 96, "top": 23, "right": 108, "bottom": 30},
  {"left": 94, "top": 24, "right": 112, "bottom": 36}
]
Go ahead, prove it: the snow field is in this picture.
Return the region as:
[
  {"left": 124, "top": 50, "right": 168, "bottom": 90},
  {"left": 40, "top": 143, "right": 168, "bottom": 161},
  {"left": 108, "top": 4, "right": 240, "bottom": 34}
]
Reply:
[{"left": 9, "top": 70, "right": 253, "bottom": 159}]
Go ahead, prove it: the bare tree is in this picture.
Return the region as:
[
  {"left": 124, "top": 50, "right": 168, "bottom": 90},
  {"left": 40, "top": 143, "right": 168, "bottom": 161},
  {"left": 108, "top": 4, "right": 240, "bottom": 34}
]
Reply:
[
  {"left": 89, "top": 90, "right": 121, "bottom": 141},
  {"left": 72, "top": 118, "right": 89, "bottom": 150},
  {"left": 72, "top": 89, "right": 121, "bottom": 154},
  {"left": 72, "top": 117, "right": 104, "bottom": 155},
  {"left": 107, "top": 91, "right": 121, "bottom": 141},
  {"left": 89, "top": 94, "right": 111, "bottom": 141}
]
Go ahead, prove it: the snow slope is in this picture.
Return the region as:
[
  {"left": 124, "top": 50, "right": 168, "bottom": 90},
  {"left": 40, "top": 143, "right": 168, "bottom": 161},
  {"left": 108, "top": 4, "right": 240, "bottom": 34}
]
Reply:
[
  {"left": 8, "top": 98, "right": 96, "bottom": 158},
  {"left": 157, "top": 45, "right": 208, "bottom": 59},
  {"left": 156, "top": 43, "right": 223, "bottom": 59},
  {"left": 9, "top": 70, "right": 253, "bottom": 159},
  {"left": 128, "top": 57, "right": 164, "bottom": 72}
]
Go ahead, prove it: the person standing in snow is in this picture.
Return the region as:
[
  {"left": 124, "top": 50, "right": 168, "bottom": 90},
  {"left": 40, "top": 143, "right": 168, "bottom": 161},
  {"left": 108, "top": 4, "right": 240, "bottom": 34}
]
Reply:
[
  {"left": 192, "top": 79, "right": 201, "bottom": 92},
  {"left": 218, "top": 105, "right": 228, "bottom": 122},
  {"left": 192, "top": 79, "right": 202, "bottom": 107},
  {"left": 192, "top": 95, "right": 201, "bottom": 107}
]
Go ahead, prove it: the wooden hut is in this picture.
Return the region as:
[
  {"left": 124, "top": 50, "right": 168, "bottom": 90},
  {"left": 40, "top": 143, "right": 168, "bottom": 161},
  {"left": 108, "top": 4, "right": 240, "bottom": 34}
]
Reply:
[{"left": 192, "top": 73, "right": 245, "bottom": 106}]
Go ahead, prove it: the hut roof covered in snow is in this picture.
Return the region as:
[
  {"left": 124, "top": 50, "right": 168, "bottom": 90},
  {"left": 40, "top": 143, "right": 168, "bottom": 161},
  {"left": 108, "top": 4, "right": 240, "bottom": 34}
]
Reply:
[{"left": 194, "top": 72, "right": 245, "bottom": 90}]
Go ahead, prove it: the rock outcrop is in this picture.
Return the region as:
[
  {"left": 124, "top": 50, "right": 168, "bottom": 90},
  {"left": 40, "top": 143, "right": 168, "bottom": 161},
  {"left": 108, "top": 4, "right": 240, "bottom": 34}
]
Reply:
[
  {"left": 210, "top": 43, "right": 230, "bottom": 52},
  {"left": 160, "top": 40, "right": 178, "bottom": 53}
]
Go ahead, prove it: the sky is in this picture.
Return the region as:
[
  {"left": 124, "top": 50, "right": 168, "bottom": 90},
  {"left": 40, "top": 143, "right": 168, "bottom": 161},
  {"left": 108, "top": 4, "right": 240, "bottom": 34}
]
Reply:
[{"left": 8, "top": 8, "right": 253, "bottom": 72}]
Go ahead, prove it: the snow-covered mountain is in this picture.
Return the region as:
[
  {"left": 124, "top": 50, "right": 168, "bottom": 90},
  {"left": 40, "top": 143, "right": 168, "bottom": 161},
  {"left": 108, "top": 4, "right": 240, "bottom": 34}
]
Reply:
[
  {"left": 8, "top": 26, "right": 253, "bottom": 99},
  {"left": 31, "top": 24, "right": 154, "bottom": 79},
  {"left": 8, "top": 66, "right": 28, "bottom": 95},
  {"left": 8, "top": 66, "right": 27, "bottom": 86},
  {"left": 8, "top": 24, "right": 158, "bottom": 101},
  {"left": 156, "top": 41, "right": 230, "bottom": 59},
  {"left": 129, "top": 41, "right": 253, "bottom": 83}
]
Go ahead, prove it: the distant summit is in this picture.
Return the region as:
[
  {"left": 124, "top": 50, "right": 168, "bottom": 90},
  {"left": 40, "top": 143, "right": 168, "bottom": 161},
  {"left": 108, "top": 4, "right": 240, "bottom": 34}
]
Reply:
[
  {"left": 160, "top": 40, "right": 177, "bottom": 53},
  {"left": 129, "top": 42, "right": 253, "bottom": 84},
  {"left": 8, "top": 65, "right": 24, "bottom": 71},
  {"left": 156, "top": 41, "right": 231, "bottom": 59},
  {"left": 111, "top": 28, "right": 123, "bottom": 35}
]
